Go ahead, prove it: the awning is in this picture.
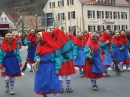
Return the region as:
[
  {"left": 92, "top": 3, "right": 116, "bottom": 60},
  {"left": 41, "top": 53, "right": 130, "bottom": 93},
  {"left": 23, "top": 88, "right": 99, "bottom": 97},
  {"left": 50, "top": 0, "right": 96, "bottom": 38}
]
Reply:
[{"left": 0, "top": 24, "right": 9, "bottom": 30}]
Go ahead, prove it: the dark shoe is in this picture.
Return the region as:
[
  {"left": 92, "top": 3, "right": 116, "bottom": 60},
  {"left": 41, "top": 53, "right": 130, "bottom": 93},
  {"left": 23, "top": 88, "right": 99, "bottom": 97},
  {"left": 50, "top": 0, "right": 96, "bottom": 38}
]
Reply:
[
  {"left": 30, "top": 69, "right": 33, "bottom": 72},
  {"left": 59, "top": 88, "right": 64, "bottom": 93},
  {"left": 66, "top": 88, "right": 73, "bottom": 93},
  {"left": 80, "top": 73, "right": 84, "bottom": 77}
]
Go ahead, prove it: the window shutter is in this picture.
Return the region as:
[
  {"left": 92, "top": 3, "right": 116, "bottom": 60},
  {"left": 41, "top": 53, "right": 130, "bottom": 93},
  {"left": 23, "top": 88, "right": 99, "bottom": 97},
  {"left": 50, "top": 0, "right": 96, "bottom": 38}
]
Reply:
[
  {"left": 93, "top": 10, "right": 95, "bottom": 18},
  {"left": 119, "top": 25, "right": 120, "bottom": 30},
  {"left": 118, "top": 12, "right": 120, "bottom": 19},
  {"left": 69, "top": 26, "right": 70, "bottom": 32},
  {"left": 126, "top": 25, "right": 127, "bottom": 29},
  {"left": 88, "top": 10, "right": 90, "bottom": 18},
  {"left": 58, "top": 13, "right": 60, "bottom": 21},
  {"left": 126, "top": 12, "right": 127, "bottom": 19},
  {"left": 113, "top": 12, "right": 115, "bottom": 19},
  {"left": 68, "top": 12, "right": 70, "bottom": 20},
  {"left": 62, "top": 0, "right": 64, "bottom": 6},
  {"left": 54, "top": 2, "right": 55, "bottom": 8},
  {"left": 72, "top": 0, "right": 74, "bottom": 5},
  {"left": 63, "top": 13, "right": 65, "bottom": 20},
  {"left": 88, "top": 26, "right": 90, "bottom": 31},
  {"left": 103, "top": 25, "right": 104, "bottom": 30},
  {"left": 105, "top": 11, "right": 107, "bottom": 19},
  {"left": 102, "top": 11, "right": 104, "bottom": 18},
  {"left": 94, "top": 26, "right": 95, "bottom": 32},
  {"left": 121, "top": 12, "right": 123, "bottom": 19},
  {"left": 110, "top": 11, "right": 112, "bottom": 19},
  {"left": 114, "top": 25, "right": 116, "bottom": 31},
  {"left": 73, "top": 11, "right": 75, "bottom": 19},
  {"left": 67, "top": 0, "right": 69, "bottom": 5},
  {"left": 58, "top": 1, "right": 59, "bottom": 7},
  {"left": 122, "top": 25, "right": 123, "bottom": 31},
  {"left": 97, "top": 26, "right": 99, "bottom": 31},
  {"left": 50, "top": 3, "right": 51, "bottom": 8},
  {"left": 97, "top": 11, "right": 99, "bottom": 19}
]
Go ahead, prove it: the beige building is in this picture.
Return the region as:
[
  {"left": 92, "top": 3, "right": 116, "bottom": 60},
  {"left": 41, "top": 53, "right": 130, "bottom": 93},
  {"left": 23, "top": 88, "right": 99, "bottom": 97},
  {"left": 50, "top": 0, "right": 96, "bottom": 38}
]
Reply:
[{"left": 43, "top": 0, "right": 129, "bottom": 33}]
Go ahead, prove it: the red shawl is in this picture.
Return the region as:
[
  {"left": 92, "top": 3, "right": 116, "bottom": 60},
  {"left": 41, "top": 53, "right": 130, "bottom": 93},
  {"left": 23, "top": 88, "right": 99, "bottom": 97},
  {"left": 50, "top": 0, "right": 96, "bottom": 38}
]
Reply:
[
  {"left": 1, "top": 38, "right": 17, "bottom": 52},
  {"left": 74, "top": 36, "right": 86, "bottom": 47},
  {"left": 87, "top": 36, "right": 100, "bottom": 51},
  {"left": 111, "top": 35, "right": 123, "bottom": 46},
  {"left": 15, "top": 34, "right": 20, "bottom": 39},
  {"left": 120, "top": 33, "right": 128, "bottom": 44},
  {"left": 99, "top": 30, "right": 112, "bottom": 43},
  {"left": 69, "top": 33, "right": 76, "bottom": 43},
  {"left": 36, "top": 32, "right": 58, "bottom": 55},
  {"left": 53, "top": 28, "right": 69, "bottom": 48},
  {"left": 27, "top": 33, "right": 37, "bottom": 43}
]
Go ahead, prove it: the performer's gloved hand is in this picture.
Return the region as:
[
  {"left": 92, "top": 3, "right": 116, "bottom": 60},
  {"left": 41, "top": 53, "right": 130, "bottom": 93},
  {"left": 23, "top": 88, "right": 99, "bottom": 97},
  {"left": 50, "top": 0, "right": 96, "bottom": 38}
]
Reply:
[
  {"left": 19, "top": 62, "right": 23, "bottom": 67},
  {"left": 74, "top": 56, "right": 77, "bottom": 59},
  {"left": 0, "top": 64, "right": 3, "bottom": 69}
]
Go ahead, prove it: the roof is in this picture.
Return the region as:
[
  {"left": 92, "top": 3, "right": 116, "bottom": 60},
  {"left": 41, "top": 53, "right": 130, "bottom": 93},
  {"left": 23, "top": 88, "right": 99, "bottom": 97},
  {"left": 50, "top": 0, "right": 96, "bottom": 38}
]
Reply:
[
  {"left": 78, "top": 0, "right": 129, "bottom": 7},
  {"left": 23, "top": 16, "right": 44, "bottom": 30},
  {"left": 4, "top": 12, "right": 21, "bottom": 22}
]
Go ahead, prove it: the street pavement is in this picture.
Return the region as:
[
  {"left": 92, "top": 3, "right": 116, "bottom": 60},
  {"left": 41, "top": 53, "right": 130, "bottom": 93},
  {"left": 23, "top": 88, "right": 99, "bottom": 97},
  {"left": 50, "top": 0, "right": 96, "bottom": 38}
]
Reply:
[{"left": 0, "top": 48, "right": 130, "bottom": 97}]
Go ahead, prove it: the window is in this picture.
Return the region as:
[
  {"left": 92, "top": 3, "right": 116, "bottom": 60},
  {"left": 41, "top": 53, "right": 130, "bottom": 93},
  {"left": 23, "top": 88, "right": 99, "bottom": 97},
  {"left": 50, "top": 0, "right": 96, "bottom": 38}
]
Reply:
[
  {"left": 88, "top": 10, "right": 95, "bottom": 19},
  {"left": 50, "top": 2, "right": 55, "bottom": 8},
  {"left": 122, "top": 25, "right": 127, "bottom": 31},
  {"left": 113, "top": 12, "right": 120, "bottom": 19},
  {"left": 58, "top": 13, "right": 64, "bottom": 21},
  {"left": 69, "top": 26, "right": 76, "bottom": 33},
  {"left": 88, "top": 25, "right": 95, "bottom": 32},
  {"left": 67, "top": 0, "right": 74, "bottom": 6},
  {"left": 58, "top": 0, "right": 64, "bottom": 7},
  {"left": 97, "top": 25, "right": 104, "bottom": 32},
  {"left": 97, "top": 11, "right": 104, "bottom": 19},
  {"left": 121, "top": 12, "right": 127, "bottom": 19},
  {"left": 105, "top": 11, "right": 112, "bottom": 19},
  {"left": 68, "top": 11, "right": 75, "bottom": 20},
  {"left": 106, "top": 25, "right": 112, "bottom": 30},
  {"left": 96, "top": 0, "right": 115, "bottom": 4},
  {"left": 114, "top": 25, "right": 120, "bottom": 31},
  {"left": 61, "top": 27, "right": 64, "bottom": 31}
]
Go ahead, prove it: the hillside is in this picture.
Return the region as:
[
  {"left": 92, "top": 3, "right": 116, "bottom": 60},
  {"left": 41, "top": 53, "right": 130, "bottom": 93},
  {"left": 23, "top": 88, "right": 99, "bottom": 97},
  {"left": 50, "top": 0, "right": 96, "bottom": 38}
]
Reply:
[{"left": 0, "top": 0, "right": 48, "bottom": 16}]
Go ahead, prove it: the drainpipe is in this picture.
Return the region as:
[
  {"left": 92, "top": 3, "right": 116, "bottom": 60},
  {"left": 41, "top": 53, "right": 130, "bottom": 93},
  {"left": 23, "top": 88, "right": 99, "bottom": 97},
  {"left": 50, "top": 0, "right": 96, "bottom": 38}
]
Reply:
[{"left": 81, "top": 3, "right": 84, "bottom": 32}]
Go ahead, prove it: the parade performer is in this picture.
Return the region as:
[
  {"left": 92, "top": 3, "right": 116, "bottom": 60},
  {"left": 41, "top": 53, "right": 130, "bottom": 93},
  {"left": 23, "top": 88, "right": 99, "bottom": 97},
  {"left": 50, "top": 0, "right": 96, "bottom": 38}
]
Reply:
[
  {"left": 51, "top": 28, "right": 76, "bottom": 93},
  {"left": 73, "top": 32, "right": 86, "bottom": 77},
  {"left": 120, "top": 31, "right": 130, "bottom": 71},
  {"left": 15, "top": 34, "right": 22, "bottom": 50},
  {"left": 84, "top": 32, "right": 104, "bottom": 91},
  {"left": 99, "top": 30, "right": 112, "bottom": 77},
  {"left": 34, "top": 32, "right": 61, "bottom": 97},
  {"left": 111, "top": 31, "right": 124, "bottom": 72},
  {"left": 24, "top": 29, "right": 38, "bottom": 72},
  {"left": 0, "top": 33, "right": 22, "bottom": 95}
]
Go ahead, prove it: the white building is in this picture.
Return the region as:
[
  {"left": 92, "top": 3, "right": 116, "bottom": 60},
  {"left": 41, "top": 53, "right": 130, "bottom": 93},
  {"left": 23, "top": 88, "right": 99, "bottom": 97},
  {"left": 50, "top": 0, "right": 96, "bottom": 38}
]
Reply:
[
  {"left": 0, "top": 12, "right": 21, "bottom": 30},
  {"left": 43, "top": 0, "right": 129, "bottom": 33}
]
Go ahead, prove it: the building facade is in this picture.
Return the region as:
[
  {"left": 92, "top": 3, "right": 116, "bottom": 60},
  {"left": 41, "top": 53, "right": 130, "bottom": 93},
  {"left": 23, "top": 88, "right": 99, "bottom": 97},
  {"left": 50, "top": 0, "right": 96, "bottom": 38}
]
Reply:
[{"left": 43, "top": 0, "right": 129, "bottom": 33}]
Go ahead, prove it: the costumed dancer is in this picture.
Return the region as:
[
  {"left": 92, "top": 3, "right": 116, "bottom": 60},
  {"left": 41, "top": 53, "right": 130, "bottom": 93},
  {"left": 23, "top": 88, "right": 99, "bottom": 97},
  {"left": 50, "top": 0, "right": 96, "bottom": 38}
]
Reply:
[
  {"left": 120, "top": 31, "right": 130, "bottom": 71},
  {"left": 73, "top": 32, "right": 86, "bottom": 77},
  {"left": 111, "top": 31, "right": 124, "bottom": 72},
  {"left": 51, "top": 28, "right": 76, "bottom": 93},
  {"left": 34, "top": 32, "right": 61, "bottom": 97},
  {"left": 84, "top": 32, "right": 104, "bottom": 91},
  {"left": 99, "top": 30, "right": 112, "bottom": 77},
  {"left": 0, "top": 33, "right": 22, "bottom": 95},
  {"left": 24, "top": 29, "right": 38, "bottom": 72},
  {"left": 15, "top": 34, "right": 22, "bottom": 51}
]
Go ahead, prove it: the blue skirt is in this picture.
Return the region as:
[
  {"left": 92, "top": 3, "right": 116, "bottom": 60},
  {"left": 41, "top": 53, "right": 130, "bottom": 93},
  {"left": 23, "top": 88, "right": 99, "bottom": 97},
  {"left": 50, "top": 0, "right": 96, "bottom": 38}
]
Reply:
[
  {"left": 73, "top": 47, "right": 85, "bottom": 67},
  {"left": 34, "top": 54, "right": 61, "bottom": 94},
  {"left": 103, "top": 49, "right": 112, "bottom": 66},
  {"left": 123, "top": 47, "right": 130, "bottom": 60},
  {"left": 28, "top": 46, "right": 36, "bottom": 61},
  {"left": 113, "top": 47, "right": 124, "bottom": 61},
  {"left": 3, "top": 51, "right": 21, "bottom": 75}
]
